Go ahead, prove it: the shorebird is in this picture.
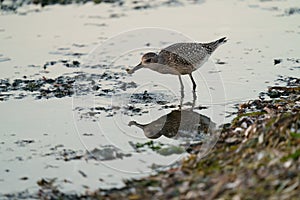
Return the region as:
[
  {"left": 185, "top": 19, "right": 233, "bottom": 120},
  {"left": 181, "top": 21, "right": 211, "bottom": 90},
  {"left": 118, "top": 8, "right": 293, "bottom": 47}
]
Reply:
[{"left": 126, "top": 37, "right": 227, "bottom": 91}]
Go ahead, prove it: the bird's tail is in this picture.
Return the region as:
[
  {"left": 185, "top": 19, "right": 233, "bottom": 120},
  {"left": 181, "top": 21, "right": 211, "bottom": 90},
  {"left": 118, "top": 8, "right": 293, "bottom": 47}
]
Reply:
[{"left": 216, "top": 37, "right": 227, "bottom": 45}]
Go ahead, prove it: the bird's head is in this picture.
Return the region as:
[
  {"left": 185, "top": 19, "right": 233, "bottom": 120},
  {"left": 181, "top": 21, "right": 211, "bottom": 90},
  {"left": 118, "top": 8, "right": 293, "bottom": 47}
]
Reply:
[
  {"left": 126, "top": 52, "right": 158, "bottom": 74},
  {"left": 140, "top": 52, "right": 158, "bottom": 65}
]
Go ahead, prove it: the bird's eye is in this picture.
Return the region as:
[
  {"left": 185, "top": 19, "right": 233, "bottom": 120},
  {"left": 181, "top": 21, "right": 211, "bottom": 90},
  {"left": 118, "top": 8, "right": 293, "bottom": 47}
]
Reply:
[{"left": 145, "top": 58, "right": 151, "bottom": 63}]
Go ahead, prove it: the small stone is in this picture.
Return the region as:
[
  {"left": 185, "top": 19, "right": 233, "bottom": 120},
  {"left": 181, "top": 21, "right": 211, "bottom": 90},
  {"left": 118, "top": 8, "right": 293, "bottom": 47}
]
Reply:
[
  {"left": 258, "top": 133, "right": 264, "bottom": 144},
  {"left": 225, "top": 137, "right": 239, "bottom": 144},
  {"left": 274, "top": 59, "right": 282, "bottom": 65},
  {"left": 78, "top": 170, "right": 87, "bottom": 178},
  {"left": 284, "top": 160, "right": 292, "bottom": 168}
]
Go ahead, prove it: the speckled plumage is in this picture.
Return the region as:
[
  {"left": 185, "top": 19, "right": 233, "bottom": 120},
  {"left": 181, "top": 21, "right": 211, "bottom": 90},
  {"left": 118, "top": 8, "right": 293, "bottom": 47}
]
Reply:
[{"left": 158, "top": 43, "right": 209, "bottom": 75}]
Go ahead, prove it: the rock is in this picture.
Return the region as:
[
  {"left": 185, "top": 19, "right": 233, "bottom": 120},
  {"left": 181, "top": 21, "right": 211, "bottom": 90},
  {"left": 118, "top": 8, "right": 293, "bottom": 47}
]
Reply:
[
  {"left": 285, "top": 7, "right": 300, "bottom": 16},
  {"left": 274, "top": 59, "right": 282, "bottom": 65}
]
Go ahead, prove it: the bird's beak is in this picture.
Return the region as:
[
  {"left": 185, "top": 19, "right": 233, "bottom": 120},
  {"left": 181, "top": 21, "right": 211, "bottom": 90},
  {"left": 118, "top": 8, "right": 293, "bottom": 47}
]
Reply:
[{"left": 126, "top": 62, "right": 143, "bottom": 74}]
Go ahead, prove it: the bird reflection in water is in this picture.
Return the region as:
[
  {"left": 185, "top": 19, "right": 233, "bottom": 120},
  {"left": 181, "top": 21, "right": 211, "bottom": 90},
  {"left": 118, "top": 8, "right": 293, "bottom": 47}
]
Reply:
[{"left": 128, "top": 92, "right": 216, "bottom": 141}]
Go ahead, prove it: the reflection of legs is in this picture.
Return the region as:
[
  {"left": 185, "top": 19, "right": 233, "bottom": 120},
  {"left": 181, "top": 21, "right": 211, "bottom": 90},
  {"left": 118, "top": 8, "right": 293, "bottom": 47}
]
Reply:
[
  {"left": 178, "top": 75, "right": 184, "bottom": 109},
  {"left": 192, "top": 90, "right": 197, "bottom": 110},
  {"left": 180, "top": 89, "right": 185, "bottom": 109},
  {"left": 178, "top": 75, "right": 184, "bottom": 107},
  {"left": 178, "top": 75, "right": 184, "bottom": 91},
  {"left": 189, "top": 73, "right": 196, "bottom": 91}
]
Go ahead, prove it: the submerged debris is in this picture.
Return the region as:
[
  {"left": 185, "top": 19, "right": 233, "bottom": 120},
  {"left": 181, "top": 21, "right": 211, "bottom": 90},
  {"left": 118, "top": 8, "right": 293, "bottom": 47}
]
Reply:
[
  {"left": 0, "top": 76, "right": 75, "bottom": 100},
  {"left": 87, "top": 146, "right": 131, "bottom": 161},
  {"left": 129, "top": 140, "right": 164, "bottom": 152},
  {"left": 43, "top": 144, "right": 131, "bottom": 162},
  {"left": 129, "top": 90, "right": 176, "bottom": 105},
  {"left": 0, "top": 70, "right": 137, "bottom": 101},
  {"left": 0, "top": 0, "right": 204, "bottom": 13},
  {"left": 285, "top": 7, "right": 300, "bottom": 16}
]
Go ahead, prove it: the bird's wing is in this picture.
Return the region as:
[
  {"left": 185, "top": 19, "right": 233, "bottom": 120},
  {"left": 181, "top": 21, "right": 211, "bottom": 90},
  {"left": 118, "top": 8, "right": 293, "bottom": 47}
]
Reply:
[
  {"left": 160, "top": 43, "right": 209, "bottom": 66},
  {"left": 158, "top": 48, "right": 191, "bottom": 66}
]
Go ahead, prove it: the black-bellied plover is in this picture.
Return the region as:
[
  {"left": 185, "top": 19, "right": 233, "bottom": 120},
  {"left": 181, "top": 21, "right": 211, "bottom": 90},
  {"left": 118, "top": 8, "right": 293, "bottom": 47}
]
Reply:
[{"left": 126, "top": 37, "right": 227, "bottom": 91}]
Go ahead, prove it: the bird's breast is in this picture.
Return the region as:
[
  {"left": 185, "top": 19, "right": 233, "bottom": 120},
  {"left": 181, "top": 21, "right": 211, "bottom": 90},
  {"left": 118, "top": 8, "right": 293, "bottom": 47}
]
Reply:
[{"left": 145, "top": 63, "right": 181, "bottom": 75}]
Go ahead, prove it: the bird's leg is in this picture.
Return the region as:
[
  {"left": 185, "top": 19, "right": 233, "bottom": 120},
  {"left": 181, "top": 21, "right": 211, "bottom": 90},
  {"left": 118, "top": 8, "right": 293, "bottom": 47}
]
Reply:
[
  {"left": 189, "top": 74, "right": 196, "bottom": 91},
  {"left": 178, "top": 75, "right": 184, "bottom": 97}
]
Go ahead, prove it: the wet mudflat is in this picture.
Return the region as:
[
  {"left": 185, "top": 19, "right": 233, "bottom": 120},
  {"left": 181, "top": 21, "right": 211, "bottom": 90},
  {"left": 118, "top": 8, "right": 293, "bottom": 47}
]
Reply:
[{"left": 0, "top": 0, "right": 300, "bottom": 199}]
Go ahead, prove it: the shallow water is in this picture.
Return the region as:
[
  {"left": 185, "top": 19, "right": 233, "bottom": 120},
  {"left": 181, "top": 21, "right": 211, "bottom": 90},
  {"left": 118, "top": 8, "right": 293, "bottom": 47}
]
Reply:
[{"left": 0, "top": 0, "right": 300, "bottom": 195}]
